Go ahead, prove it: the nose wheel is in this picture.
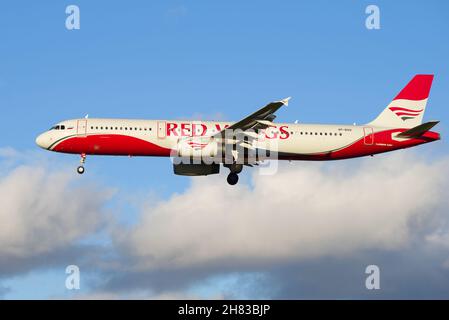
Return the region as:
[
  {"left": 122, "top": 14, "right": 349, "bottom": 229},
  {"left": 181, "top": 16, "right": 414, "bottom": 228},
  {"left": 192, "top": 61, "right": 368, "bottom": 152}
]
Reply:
[
  {"left": 227, "top": 172, "right": 239, "bottom": 185},
  {"left": 77, "top": 153, "right": 86, "bottom": 175}
]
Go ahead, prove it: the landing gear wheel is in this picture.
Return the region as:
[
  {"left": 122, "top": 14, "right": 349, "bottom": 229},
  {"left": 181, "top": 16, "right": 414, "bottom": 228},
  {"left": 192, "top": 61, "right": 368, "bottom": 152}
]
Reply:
[
  {"left": 77, "top": 153, "right": 86, "bottom": 175},
  {"left": 227, "top": 172, "right": 239, "bottom": 185}
]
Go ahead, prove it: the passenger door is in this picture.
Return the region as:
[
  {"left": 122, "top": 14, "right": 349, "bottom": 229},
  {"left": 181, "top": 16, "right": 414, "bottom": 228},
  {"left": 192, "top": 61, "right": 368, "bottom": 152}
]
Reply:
[
  {"left": 77, "top": 119, "right": 87, "bottom": 137},
  {"left": 363, "top": 127, "right": 374, "bottom": 145}
]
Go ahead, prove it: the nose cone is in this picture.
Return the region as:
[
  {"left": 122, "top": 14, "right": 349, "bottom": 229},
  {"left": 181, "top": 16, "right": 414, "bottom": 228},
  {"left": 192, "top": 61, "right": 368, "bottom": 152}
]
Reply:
[{"left": 35, "top": 133, "right": 49, "bottom": 149}]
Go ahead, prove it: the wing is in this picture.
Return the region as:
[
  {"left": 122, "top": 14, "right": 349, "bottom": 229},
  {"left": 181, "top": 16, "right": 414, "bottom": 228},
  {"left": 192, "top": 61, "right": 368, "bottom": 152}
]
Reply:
[
  {"left": 213, "top": 97, "right": 291, "bottom": 137},
  {"left": 212, "top": 97, "right": 291, "bottom": 164}
]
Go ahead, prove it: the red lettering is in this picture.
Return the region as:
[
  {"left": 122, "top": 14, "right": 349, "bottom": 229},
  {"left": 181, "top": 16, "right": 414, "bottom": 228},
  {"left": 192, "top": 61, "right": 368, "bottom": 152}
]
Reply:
[
  {"left": 279, "top": 125, "right": 290, "bottom": 139},
  {"left": 265, "top": 126, "right": 278, "bottom": 139},
  {"left": 166, "top": 123, "right": 178, "bottom": 136},
  {"left": 192, "top": 123, "right": 207, "bottom": 136},
  {"left": 215, "top": 123, "right": 230, "bottom": 132},
  {"left": 181, "top": 123, "right": 191, "bottom": 136}
]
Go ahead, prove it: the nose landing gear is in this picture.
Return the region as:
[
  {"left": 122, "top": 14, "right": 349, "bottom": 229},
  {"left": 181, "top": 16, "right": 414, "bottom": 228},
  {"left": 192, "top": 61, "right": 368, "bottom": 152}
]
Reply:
[{"left": 77, "top": 153, "right": 86, "bottom": 174}]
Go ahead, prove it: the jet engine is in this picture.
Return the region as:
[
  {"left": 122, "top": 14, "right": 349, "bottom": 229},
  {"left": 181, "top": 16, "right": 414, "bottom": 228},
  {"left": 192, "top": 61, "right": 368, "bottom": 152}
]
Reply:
[{"left": 173, "top": 163, "right": 220, "bottom": 176}]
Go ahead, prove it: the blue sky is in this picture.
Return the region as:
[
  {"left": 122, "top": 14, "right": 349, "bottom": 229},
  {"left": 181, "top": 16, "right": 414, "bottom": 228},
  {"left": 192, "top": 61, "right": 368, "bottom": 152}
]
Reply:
[{"left": 1, "top": 1, "right": 449, "bottom": 299}]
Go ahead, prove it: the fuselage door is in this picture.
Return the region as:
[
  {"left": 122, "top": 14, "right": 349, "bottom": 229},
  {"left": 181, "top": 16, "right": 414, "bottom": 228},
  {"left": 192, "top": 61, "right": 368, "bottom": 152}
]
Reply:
[
  {"left": 77, "top": 119, "right": 87, "bottom": 136},
  {"left": 363, "top": 127, "right": 374, "bottom": 145},
  {"left": 158, "top": 121, "right": 166, "bottom": 139}
]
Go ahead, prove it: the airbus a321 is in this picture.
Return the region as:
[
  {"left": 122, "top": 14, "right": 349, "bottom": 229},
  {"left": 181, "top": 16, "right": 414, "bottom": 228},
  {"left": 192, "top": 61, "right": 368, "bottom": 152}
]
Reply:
[{"left": 36, "top": 75, "right": 440, "bottom": 185}]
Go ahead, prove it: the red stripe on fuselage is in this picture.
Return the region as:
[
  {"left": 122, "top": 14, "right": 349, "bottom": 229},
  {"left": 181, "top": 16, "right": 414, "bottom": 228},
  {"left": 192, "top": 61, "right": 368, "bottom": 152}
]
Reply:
[{"left": 52, "top": 134, "right": 171, "bottom": 156}]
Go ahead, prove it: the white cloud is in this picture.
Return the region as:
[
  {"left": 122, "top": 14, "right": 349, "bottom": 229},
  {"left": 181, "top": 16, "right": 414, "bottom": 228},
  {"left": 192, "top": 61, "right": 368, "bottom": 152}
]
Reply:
[
  {"left": 426, "top": 229, "right": 449, "bottom": 248},
  {"left": 2, "top": 147, "right": 449, "bottom": 298},
  {"left": 117, "top": 153, "right": 449, "bottom": 271},
  {"left": 0, "top": 161, "right": 113, "bottom": 259}
]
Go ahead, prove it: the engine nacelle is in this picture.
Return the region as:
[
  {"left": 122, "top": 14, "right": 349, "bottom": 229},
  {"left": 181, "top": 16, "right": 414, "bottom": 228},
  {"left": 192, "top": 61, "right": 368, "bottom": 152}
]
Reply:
[{"left": 173, "top": 163, "right": 220, "bottom": 176}]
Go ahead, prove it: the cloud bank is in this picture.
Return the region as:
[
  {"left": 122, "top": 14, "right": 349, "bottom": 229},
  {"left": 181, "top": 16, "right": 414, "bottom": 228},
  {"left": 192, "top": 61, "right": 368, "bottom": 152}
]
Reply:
[
  {"left": 1, "top": 148, "right": 449, "bottom": 298},
  {"left": 0, "top": 152, "right": 113, "bottom": 277},
  {"left": 117, "top": 153, "right": 449, "bottom": 271}
]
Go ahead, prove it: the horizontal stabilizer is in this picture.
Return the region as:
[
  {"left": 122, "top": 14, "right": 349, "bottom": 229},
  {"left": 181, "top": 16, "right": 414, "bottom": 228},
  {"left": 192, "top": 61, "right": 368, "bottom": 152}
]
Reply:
[{"left": 396, "top": 121, "right": 439, "bottom": 138}]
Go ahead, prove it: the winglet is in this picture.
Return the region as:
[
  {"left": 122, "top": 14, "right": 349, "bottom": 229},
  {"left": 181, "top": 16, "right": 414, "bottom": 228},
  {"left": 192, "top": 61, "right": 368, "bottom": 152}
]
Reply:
[{"left": 280, "top": 97, "right": 291, "bottom": 106}]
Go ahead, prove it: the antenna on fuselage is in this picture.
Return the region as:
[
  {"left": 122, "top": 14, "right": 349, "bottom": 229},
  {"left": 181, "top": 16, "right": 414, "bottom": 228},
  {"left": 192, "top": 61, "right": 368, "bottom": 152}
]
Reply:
[{"left": 85, "top": 114, "right": 89, "bottom": 119}]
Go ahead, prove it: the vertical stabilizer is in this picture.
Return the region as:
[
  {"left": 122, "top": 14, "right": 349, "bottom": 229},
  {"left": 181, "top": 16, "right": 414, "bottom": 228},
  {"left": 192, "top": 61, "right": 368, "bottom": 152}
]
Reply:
[{"left": 368, "top": 75, "right": 434, "bottom": 128}]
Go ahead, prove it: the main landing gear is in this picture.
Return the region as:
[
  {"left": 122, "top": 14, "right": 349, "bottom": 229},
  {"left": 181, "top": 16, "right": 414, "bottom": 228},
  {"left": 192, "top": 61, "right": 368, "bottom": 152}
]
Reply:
[
  {"left": 225, "top": 163, "right": 243, "bottom": 186},
  {"left": 77, "top": 153, "right": 86, "bottom": 175},
  {"left": 227, "top": 172, "right": 239, "bottom": 185}
]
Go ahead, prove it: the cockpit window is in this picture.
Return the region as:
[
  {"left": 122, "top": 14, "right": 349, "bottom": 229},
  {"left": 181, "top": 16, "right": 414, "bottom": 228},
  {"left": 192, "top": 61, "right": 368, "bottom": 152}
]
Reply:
[{"left": 60, "top": 125, "right": 65, "bottom": 130}]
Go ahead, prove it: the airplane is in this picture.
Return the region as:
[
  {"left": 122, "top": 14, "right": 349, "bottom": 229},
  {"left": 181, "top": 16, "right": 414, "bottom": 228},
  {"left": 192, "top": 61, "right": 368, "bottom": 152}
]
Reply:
[{"left": 36, "top": 74, "right": 440, "bottom": 185}]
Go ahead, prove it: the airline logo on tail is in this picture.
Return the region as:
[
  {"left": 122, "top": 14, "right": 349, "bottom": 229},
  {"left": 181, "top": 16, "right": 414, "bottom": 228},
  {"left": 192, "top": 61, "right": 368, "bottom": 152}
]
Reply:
[
  {"left": 386, "top": 74, "right": 434, "bottom": 122},
  {"left": 388, "top": 106, "right": 424, "bottom": 121}
]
